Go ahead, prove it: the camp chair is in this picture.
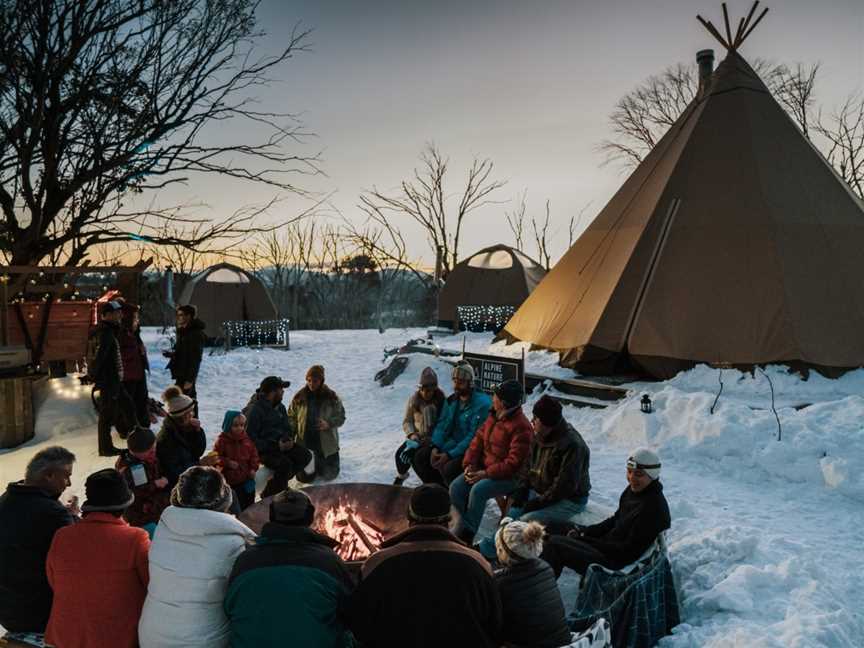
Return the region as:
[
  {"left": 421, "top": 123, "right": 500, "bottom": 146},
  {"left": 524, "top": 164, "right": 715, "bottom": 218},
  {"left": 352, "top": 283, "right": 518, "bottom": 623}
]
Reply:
[
  {"left": 0, "top": 633, "right": 45, "bottom": 648},
  {"left": 568, "top": 534, "right": 680, "bottom": 648}
]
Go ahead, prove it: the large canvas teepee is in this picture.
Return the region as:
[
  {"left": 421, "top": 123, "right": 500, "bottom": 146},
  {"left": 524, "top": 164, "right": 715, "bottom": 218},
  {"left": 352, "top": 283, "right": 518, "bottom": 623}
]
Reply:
[{"left": 501, "top": 4, "right": 864, "bottom": 379}]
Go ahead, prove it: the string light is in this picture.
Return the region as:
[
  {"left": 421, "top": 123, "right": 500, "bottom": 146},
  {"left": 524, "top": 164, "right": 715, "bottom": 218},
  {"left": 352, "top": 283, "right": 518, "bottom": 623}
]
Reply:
[
  {"left": 223, "top": 319, "right": 290, "bottom": 348},
  {"left": 456, "top": 305, "right": 517, "bottom": 332}
]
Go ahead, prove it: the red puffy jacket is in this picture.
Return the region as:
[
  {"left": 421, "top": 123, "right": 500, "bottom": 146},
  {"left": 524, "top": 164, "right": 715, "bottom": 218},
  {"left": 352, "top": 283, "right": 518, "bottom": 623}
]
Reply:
[
  {"left": 463, "top": 407, "right": 532, "bottom": 480},
  {"left": 215, "top": 431, "right": 261, "bottom": 486}
]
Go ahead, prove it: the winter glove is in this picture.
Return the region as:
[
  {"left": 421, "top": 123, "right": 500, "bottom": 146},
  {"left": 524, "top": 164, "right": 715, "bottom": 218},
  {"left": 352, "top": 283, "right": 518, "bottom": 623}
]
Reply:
[
  {"left": 243, "top": 479, "right": 256, "bottom": 494},
  {"left": 400, "top": 439, "right": 420, "bottom": 464}
]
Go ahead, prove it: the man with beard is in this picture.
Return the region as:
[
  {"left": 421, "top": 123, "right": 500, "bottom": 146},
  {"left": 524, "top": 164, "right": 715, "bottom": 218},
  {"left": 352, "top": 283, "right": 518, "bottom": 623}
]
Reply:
[
  {"left": 412, "top": 362, "right": 491, "bottom": 486},
  {"left": 0, "top": 446, "right": 79, "bottom": 643},
  {"left": 288, "top": 365, "right": 346, "bottom": 482},
  {"left": 246, "top": 376, "right": 313, "bottom": 498}
]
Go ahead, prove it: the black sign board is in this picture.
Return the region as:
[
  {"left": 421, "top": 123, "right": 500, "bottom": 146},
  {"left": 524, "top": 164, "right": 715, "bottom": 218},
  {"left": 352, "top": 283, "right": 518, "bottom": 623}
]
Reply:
[{"left": 462, "top": 351, "right": 525, "bottom": 395}]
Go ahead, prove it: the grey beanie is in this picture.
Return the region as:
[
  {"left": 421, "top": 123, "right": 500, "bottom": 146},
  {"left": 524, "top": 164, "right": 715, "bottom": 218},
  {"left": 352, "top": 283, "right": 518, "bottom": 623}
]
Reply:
[
  {"left": 451, "top": 362, "right": 475, "bottom": 383},
  {"left": 419, "top": 367, "right": 438, "bottom": 387},
  {"left": 627, "top": 447, "right": 662, "bottom": 480}
]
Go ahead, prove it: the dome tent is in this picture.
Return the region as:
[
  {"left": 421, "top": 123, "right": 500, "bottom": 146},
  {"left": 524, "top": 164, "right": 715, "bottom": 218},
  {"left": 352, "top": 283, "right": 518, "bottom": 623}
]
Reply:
[
  {"left": 176, "top": 263, "right": 277, "bottom": 341},
  {"left": 437, "top": 244, "right": 547, "bottom": 331}
]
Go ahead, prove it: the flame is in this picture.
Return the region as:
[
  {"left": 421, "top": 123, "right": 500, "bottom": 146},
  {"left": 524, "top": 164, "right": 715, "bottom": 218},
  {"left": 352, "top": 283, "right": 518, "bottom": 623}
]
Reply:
[{"left": 318, "top": 500, "right": 385, "bottom": 561}]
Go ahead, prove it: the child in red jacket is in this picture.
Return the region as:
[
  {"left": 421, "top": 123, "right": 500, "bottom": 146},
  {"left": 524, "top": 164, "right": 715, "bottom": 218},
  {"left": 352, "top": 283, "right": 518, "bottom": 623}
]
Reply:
[
  {"left": 215, "top": 410, "right": 260, "bottom": 510},
  {"left": 115, "top": 426, "right": 170, "bottom": 538}
]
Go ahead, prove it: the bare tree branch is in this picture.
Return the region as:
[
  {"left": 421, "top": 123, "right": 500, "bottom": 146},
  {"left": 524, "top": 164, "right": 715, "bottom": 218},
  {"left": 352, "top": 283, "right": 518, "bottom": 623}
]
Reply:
[
  {"left": 506, "top": 190, "right": 527, "bottom": 250},
  {"left": 358, "top": 142, "right": 505, "bottom": 278},
  {"left": 0, "top": 0, "right": 319, "bottom": 267}
]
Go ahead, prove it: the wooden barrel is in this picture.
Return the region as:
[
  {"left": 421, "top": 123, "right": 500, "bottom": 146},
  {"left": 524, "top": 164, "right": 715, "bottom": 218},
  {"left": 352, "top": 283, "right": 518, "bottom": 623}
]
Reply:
[{"left": 0, "top": 374, "right": 46, "bottom": 448}]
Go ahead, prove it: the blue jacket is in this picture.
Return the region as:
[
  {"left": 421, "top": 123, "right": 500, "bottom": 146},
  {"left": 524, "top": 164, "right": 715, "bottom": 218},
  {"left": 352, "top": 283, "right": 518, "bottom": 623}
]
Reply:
[{"left": 430, "top": 389, "right": 492, "bottom": 458}]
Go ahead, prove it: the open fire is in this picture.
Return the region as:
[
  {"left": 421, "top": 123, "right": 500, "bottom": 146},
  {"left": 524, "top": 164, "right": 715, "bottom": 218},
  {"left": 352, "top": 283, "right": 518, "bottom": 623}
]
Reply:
[{"left": 318, "top": 500, "right": 386, "bottom": 561}]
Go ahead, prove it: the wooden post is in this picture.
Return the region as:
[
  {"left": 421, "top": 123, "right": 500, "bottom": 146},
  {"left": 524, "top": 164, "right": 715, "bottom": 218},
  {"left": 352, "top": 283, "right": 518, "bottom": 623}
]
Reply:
[{"left": 0, "top": 275, "right": 8, "bottom": 346}]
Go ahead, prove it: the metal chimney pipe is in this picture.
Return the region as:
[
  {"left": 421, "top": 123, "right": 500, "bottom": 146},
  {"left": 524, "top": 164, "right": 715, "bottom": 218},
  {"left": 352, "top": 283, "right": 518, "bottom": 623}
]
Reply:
[{"left": 697, "top": 49, "right": 715, "bottom": 96}]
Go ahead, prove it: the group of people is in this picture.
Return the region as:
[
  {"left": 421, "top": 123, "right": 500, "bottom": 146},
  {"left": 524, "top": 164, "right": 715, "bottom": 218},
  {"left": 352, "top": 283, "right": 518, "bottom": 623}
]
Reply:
[
  {"left": 391, "top": 363, "right": 670, "bottom": 575},
  {"left": 0, "top": 317, "right": 672, "bottom": 648},
  {"left": 90, "top": 300, "right": 204, "bottom": 457}
]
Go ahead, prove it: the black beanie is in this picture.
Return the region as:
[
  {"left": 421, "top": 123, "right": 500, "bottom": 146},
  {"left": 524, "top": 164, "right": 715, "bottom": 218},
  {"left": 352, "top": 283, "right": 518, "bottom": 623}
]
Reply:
[
  {"left": 407, "top": 484, "right": 451, "bottom": 524},
  {"left": 81, "top": 469, "right": 134, "bottom": 513},
  {"left": 127, "top": 426, "right": 156, "bottom": 453},
  {"left": 495, "top": 379, "right": 524, "bottom": 408},
  {"left": 532, "top": 395, "right": 563, "bottom": 427},
  {"left": 269, "top": 489, "right": 315, "bottom": 526}
]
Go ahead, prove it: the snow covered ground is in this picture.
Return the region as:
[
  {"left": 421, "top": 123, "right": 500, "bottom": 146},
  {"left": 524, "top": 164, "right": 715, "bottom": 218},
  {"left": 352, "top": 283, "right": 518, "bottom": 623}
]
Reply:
[{"left": 2, "top": 327, "right": 863, "bottom": 646}]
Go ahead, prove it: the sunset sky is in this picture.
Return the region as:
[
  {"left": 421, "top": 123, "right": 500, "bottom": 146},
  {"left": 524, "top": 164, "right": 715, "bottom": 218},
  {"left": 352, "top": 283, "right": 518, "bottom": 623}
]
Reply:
[{"left": 149, "top": 0, "right": 864, "bottom": 268}]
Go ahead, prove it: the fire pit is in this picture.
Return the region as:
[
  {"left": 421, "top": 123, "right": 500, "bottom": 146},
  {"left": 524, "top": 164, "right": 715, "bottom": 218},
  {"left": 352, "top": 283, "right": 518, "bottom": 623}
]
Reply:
[{"left": 238, "top": 482, "right": 414, "bottom": 563}]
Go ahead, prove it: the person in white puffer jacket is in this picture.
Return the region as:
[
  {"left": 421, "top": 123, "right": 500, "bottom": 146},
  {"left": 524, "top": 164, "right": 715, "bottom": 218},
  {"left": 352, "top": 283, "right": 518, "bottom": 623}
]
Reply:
[{"left": 138, "top": 466, "right": 255, "bottom": 648}]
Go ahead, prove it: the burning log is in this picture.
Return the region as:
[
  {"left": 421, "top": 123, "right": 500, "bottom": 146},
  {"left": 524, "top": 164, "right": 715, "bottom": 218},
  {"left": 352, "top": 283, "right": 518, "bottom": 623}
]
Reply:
[{"left": 318, "top": 500, "right": 386, "bottom": 561}]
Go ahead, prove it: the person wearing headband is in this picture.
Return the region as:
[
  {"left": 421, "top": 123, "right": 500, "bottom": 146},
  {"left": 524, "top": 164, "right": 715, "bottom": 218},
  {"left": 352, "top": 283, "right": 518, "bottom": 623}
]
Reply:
[{"left": 539, "top": 448, "right": 671, "bottom": 579}]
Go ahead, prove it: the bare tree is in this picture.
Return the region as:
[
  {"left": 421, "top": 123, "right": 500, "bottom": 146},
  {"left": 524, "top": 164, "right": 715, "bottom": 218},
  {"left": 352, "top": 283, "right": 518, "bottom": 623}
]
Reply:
[
  {"left": 599, "top": 59, "right": 820, "bottom": 169},
  {"left": 358, "top": 143, "right": 505, "bottom": 278},
  {"left": 506, "top": 190, "right": 527, "bottom": 250},
  {"left": 569, "top": 202, "right": 593, "bottom": 248},
  {"left": 532, "top": 200, "right": 552, "bottom": 270},
  {"left": 0, "top": 0, "right": 319, "bottom": 269},
  {"left": 815, "top": 95, "right": 864, "bottom": 199}
]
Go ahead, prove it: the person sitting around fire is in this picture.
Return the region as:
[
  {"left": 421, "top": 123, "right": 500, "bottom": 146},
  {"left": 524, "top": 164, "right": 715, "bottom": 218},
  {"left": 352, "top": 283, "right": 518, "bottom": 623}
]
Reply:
[
  {"left": 349, "top": 484, "right": 502, "bottom": 648},
  {"left": 225, "top": 489, "right": 355, "bottom": 648},
  {"left": 44, "top": 468, "right": 150, "bottom": 648},
  {"left": 245, "top": 376, "right": 314, "bottom": 498},
  {"left": 540, "top": 448, "right": 671, "bottom": 579},
  {"left": 492, "top": 519, "right": 572, "bottom": 648},
  {"left": 392, "top": 367, "right": 445, "bottom": 486},
  {"left": 215, "top": 410, "right": 260, "bottom": 511},
  {"left": 115, "top": 426, "right": 171, "bottom": 538},
  {"left": 450, "top": 379, "right": 531, "bottom": 545},
  {"left": 412, "top": 362, "right": 491, "bottom": 486},
  {"left": 477, "top": 394, "right": 592, "bottom": 559},
  {"left": 288, "top": 365, "right": 346, "bottom": 483},
  {"left": 156, "top": 386, "right": 217, "bottom": 488}
]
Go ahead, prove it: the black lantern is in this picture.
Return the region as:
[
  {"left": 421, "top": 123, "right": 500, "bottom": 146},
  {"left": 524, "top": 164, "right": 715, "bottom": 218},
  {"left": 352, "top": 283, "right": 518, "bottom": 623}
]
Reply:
[{"left": 640, "top": 394, "right": 652, "bottom": 413}]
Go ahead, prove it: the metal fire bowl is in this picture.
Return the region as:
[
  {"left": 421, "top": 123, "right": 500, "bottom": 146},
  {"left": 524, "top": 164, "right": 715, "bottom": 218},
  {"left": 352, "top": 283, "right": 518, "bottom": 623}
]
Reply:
[{"left": 238, "top": 482, "right": 413, "bottom": 540}]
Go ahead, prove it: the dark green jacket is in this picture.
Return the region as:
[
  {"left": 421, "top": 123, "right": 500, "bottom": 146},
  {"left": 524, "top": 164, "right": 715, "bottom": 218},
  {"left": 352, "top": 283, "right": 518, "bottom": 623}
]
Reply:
[{"left": 225, "top": 523, "right": 355, "bottom": 648}]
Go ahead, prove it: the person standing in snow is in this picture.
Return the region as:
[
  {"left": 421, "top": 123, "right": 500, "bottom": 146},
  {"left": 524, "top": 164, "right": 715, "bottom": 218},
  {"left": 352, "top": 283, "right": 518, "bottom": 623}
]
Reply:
[
  {"left": 0, "top": 447, "right": 78, "bottom": 641},
  {"left": 164, "top": 304, "right": 206, "bottom": 417},
  {"left": 225, "top": 489, "right": 355, "bottom": 648},
  {"left": 478, "top": 395, "right": 592, "bottom": 558},
  {"left": 492, "top": 519, "right": 572, "bottom": 648},
  {"left": 215, "top": 411, "right": 260, "bottom": 511},
  {"left": 115, "top": 426, "right": 171, "bottom": 538},
  {"left": 412, "top": 362, "right": 491, "bottom": 486},
  {"left": 348, "top": 484, "right": 502, "bottom": 648},
  {"left": 91, "top": 300, "right": 135, "bottom": 456},
  {"left": 289, "top": 365, "right": 346, "bottom": 483},
  {"left": 119, "top": 302, "right": 153, "bottom": 427},
  {"left": 245, "top": 376, "right": 314, "bottom": 498},
  {"left": 540, "top": 448, "right": 670, "bottom": 578},
  {"left": 450, "top": 379, "right": 531, "bottom": 545},
  {"left": 44, "top": 469, "right": 150, "bottom": 648},
  {"left": 156, "top": 385, "right": 214, "bottom": 488},
  {"left": 392, "top": 367, "right": 445, "bottom": 486},
  {"left": 138, "top": 466, "right": 256, "bottom": 648}
]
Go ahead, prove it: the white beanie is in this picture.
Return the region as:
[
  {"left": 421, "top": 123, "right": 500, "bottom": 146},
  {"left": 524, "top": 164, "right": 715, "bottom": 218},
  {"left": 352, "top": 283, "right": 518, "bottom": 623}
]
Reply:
[
  {"left": 163, "top": 385, "right": 195, "bottom": 418},
  {"left": 495, "top": 519, "right": 545, "bottom": 564},
  {"left": 627, "top": 447, "right": 662, "bottom": 480}
]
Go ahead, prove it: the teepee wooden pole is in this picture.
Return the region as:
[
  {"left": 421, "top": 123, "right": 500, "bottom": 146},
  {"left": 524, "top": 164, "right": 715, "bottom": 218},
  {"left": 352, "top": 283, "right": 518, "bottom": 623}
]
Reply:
[
  {"left": 739, "top": 7, "right": 769, "bottom": 45},
  {"left": 722, "top": 3, "right": 733, "bottom": 46},
  {"left": 733, "top": 17, "right": 746, "bottom": 48},
  {"left": 697, "top": 15, "right": 731, "bottom": 50},
  {"left": 740, "top": 1, "right": 761, "bottom": 38}
]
